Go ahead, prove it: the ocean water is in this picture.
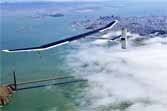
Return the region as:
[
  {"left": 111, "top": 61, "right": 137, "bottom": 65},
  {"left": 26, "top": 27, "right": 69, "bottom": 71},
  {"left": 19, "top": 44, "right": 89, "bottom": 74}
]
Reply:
[{"left": 0, "top": 1, "right": 167, "bottom": 111}]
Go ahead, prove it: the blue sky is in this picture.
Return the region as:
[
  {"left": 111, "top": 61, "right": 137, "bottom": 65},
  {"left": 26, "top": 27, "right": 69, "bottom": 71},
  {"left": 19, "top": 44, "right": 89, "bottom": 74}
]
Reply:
[
  {"left": 0, "top": 0, "right": 165, "bottom": 3},
  {"left": 1, "top": 0, "right": 102, "bottom": 3}
]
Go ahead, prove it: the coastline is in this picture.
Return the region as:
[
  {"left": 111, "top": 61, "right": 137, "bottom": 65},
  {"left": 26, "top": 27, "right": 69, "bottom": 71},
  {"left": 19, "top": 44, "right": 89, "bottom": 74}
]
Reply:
[{"left": 72, "top": 15, "right": 167, "bottom": 36}]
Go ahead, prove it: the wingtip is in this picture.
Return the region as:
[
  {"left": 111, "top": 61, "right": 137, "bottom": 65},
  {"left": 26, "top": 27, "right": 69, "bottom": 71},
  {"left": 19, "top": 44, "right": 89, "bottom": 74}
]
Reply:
[
  {"left": 115, "top": 19, "right": 119, "bottom": 22},
  {"left": 2, "top": 50, "right": 11, "bottom": 53},
  {"left": 100, "top": 20, "right": 118, "bottom": 33}
]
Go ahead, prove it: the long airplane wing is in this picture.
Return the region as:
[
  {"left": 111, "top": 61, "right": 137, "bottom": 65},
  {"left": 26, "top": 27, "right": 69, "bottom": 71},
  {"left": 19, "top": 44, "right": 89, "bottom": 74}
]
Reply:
[{"left": 2, "top": 20, "right": 118, "bottom": 53}]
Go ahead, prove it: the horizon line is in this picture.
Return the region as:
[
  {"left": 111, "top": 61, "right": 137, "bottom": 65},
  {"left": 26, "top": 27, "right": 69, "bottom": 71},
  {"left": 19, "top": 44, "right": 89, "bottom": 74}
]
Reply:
[{"left": 0, "top": 0, "right": 107, "bottom": 4}]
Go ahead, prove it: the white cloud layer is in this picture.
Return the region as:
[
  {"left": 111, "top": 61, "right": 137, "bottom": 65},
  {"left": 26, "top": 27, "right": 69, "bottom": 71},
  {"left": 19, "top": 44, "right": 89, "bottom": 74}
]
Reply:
[{"left": 67, "top": 32, "right": 167, "bottom": 111}]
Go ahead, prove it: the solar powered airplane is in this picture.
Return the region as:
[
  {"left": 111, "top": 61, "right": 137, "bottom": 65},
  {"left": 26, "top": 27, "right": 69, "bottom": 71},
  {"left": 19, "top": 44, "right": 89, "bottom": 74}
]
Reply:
[{"left": 2, "top": 20, "right": 119, "bottom": 53}]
